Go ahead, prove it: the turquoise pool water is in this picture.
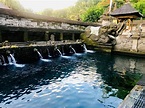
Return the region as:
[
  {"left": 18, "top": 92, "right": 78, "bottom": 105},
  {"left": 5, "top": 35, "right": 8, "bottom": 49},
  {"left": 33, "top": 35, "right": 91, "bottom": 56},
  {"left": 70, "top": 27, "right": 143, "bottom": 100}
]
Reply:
[{"left": 0, "top": 52, "right": 143, "bottom": 108}]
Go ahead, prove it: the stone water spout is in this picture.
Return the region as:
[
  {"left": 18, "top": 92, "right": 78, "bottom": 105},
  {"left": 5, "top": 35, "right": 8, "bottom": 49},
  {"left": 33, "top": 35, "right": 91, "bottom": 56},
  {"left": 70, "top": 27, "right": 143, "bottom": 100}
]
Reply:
[
  {"left": 47, "top": 48, "right": 52, "bottom": 57},
  {"left": 61, "top": 46, "right": 65, "bottom": 55},
  {"left": 0, "top": 55, "right": 6, "bottom": 65},
  {"left": 34, "top": 48, "right": 51, "bottom": 62}
]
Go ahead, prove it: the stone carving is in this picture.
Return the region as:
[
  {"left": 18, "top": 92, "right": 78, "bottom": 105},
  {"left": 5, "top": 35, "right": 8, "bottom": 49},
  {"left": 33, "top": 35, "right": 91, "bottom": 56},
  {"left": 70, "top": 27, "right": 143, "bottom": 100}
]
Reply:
[{"left": 85, "top": 21, "right": 126, "bottom": 45}]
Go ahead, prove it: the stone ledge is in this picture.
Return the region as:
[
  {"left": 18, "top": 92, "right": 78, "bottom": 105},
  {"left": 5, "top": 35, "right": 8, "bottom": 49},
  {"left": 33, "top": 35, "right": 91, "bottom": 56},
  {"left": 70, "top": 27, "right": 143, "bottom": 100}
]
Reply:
[
  {"left": 112, "top": 50, "right": 145, "bottom": 57},
  {"left": 118, "top": 85, "right": 144, "bottom": 108},
  {"left": 131, "top": 36, "right": 140, "bottom": 39}
]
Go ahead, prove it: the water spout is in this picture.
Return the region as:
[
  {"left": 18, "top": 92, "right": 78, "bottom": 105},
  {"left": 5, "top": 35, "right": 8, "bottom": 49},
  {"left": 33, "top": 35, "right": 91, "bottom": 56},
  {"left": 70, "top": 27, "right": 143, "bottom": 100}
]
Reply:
[
  {"left": 35, "top": 49, "right": 51, "bottom": 62},
  {"left": 56, "top": 49, "right": 62, "bottom": 56},
  {"left": 9, "top": 54, "right": 16, "bottom": 64},
  {"left": 69, "top": 45, "right": 76, "bottom": 54},
  {"left": 0, "top": 55, "right": 6, "bottom": 65},
  {"left": 83, "top": 44, "right": 87, "bottom": 52},
  {"left": 36, "top": 50, "right": 43, "bottom": 59},
  {"left": 7, "top": 56, "right": 13, "bottom": 65},
  {"left": 54, "top": 46, "right": 62, "bottom": 56},
  {"left": 83, "top": 44, "right": 95, "bottom": 53}
]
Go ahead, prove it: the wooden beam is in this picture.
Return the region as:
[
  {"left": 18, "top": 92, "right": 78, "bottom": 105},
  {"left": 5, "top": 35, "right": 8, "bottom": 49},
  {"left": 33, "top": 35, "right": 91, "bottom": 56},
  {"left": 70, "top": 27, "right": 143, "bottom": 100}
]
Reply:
[{"left": 114, "top": 15, "right": 138, "bottom": 19}]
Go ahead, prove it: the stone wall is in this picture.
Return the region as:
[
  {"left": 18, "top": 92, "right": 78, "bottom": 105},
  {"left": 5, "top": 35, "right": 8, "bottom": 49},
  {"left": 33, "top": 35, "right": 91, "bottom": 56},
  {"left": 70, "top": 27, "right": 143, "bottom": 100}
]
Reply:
[
  {"left": 0, "top": 14, "right": 85, "bottom": 31},
  {"left": 114, "top": 23, "right": 145, "bottom": 54},
  {"left": 137, "top": 38, "right": 145, "bottom": 53},
  {"left": 0, "top": 43, "right": 84, "bottom": 64},
  {"left": 114, "top": 36, "right": 133, "bottom": 51}
]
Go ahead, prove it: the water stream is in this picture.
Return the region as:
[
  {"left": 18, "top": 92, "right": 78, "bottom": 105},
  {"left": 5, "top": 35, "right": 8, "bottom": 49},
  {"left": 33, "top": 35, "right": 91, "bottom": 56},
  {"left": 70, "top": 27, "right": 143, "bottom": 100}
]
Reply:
[
  {"left": 36, "top": 50, "right": 51, "bottom": 62},
  {"left": 56, "top": 48, "right": 63, "bottom": 56},
  {"left": 69, "top": 45, "right": 76, "bottom": 54},
  {"left": 9, "top": 54, "right": 25, "bottom": 67},
  {"left": 83, "top": 44, "right": 95, "bottom": 53}
]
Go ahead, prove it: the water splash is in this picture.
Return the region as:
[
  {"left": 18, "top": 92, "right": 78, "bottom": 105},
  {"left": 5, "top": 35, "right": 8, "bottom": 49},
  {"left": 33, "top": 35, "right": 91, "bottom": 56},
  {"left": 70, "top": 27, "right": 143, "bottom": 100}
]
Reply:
[
  {"left": 41, "top": 59, "right": 52, "bottom": 62},
  {"left": 61, "top": 55, "right": 76, "bottom": 59},
  {"left": 74, "top": 53, "right": 84, "bottom": 56},
  {"left": 14, "top": 64, "right": 25, "bottom": 68}
]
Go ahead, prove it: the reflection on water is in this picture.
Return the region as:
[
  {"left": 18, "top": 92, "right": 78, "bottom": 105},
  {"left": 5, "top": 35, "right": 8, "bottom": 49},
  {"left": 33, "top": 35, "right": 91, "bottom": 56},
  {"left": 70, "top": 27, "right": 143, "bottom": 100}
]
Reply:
[{"left": 0, "top": 52, "right": 143, "bottom": 108}]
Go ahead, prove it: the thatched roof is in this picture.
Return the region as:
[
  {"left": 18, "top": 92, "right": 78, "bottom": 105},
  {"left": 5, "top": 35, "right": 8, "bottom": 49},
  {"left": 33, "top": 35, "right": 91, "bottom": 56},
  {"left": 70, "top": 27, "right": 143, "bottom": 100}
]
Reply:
[
  {"left": 0, "top": 2, "right": 100, "bottom": 27},
  {"left": 110, "top": 3, "right": 143, "bottom": 18}
]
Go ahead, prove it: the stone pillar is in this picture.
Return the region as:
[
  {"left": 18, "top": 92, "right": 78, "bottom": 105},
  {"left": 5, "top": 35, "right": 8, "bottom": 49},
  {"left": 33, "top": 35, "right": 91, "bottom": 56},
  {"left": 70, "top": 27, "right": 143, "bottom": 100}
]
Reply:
[
  {"left": 60, "top": 32, "right": 63, "bottom": 41},
  {"left": 45, "top": 31, "right": 49, "bottom": 41},
  {"left": 0, "top": 30, "right": 2, "bottom": 42},
  {"left": 130, "top": 19, "right": 133, "bottom": 32},
  {"left": 72, "top": 33, "right": 75, "bottom": 41},
  {"left": 131, "top": 36, "right": 139, "bottom": 52},
  {"left": 131, "top": 20, "right": 142, "bottom": 52},
  {"left": 24, "top": 31, "right": 28, "bottom": 42}
]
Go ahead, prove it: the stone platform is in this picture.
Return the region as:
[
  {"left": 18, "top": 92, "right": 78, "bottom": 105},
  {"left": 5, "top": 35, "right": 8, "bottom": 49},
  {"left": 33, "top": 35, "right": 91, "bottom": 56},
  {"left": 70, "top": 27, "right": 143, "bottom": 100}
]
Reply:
[{"left": 118, "top": 75, "right": 145, "bottom": 108}]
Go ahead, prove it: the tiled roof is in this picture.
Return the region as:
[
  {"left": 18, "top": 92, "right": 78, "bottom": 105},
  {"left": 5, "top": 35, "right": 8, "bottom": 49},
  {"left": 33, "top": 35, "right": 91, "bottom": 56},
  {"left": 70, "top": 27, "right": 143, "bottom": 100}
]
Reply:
[{"left": 110, "top": 3, "right": 143, "bottom": 17}]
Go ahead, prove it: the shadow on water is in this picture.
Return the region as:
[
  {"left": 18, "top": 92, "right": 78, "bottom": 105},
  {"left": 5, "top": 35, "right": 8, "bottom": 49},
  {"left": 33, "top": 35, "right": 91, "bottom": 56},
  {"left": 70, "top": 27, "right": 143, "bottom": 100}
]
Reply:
[
  {"left": 0, "top": 52, "right": 143, "bottom": 108},
  {"left": 95, "top": 52, "right": 142, "bottom": 99}
]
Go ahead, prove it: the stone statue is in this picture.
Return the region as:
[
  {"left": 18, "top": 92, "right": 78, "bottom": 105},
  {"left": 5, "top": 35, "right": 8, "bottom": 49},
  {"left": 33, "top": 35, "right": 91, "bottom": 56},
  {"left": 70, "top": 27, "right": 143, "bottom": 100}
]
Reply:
[{"left": 85, "top": 20, "right": 126, "bottom": 45}]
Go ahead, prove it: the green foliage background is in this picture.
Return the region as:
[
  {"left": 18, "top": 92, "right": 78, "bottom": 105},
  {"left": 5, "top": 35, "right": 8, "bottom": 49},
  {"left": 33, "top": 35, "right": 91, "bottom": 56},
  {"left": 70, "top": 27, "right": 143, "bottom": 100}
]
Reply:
[{"left": 0, "top": 0, "right": 144, "bottom": 22}]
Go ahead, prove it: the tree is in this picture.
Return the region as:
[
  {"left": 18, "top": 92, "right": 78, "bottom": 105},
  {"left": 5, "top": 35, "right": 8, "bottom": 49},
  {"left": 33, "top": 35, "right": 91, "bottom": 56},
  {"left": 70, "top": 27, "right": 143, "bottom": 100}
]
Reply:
[
  {"left": 81, "top": 6, "right": 104, "bottom": 22},
  {"left": 0, "top": 0, "right": 24, "bottom": 11},
  {"left": 39, "top": 8, "right": 54, "bottom": 16},
  {"left": 133, "top": 0, "right": 145, "bottom": 16}
]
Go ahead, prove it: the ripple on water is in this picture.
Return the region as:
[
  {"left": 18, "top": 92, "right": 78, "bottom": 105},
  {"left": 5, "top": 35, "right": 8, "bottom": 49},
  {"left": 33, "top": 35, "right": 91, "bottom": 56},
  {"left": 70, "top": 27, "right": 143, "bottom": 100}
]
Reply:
[{"left": 1, "top": 52, "right": 142, "bottom": 108}]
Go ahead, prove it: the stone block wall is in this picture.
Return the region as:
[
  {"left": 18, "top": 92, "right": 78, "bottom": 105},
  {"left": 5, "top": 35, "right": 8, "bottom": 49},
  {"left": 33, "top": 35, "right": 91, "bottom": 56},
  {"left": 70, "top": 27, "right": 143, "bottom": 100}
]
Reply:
[
  {"left": 115, "top": 36, "right": 133, "bottom": 51},
  {"left": 114, "top": 35, "right": 145, "bottom": 54}
]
